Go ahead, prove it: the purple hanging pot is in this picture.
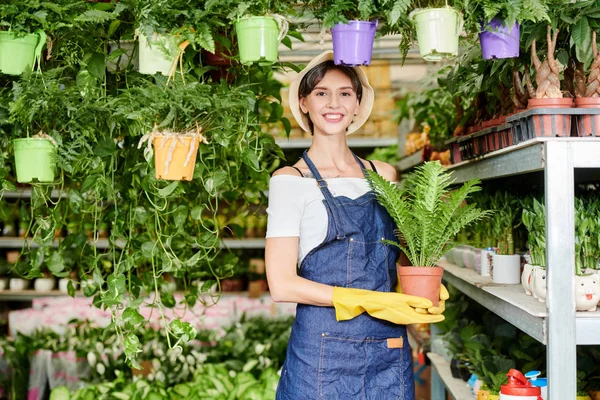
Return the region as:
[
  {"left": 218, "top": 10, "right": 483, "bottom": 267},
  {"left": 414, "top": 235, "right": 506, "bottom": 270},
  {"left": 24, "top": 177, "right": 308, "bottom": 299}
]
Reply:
[
  {"left": 479, "top": 18, "right": 519, "bottom": 60},
  {"left": 331, "top": 20, "right": 377, "bottom": 66}
]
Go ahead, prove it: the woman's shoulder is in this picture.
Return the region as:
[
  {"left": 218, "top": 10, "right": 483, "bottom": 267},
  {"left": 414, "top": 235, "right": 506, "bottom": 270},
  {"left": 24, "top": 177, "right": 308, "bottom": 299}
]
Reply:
[
  {"left": 368, "top": 160, "right": 397, "bottom": 182},
  {"left": 272, "top": 166, "right": 304, "bottom": 178}
]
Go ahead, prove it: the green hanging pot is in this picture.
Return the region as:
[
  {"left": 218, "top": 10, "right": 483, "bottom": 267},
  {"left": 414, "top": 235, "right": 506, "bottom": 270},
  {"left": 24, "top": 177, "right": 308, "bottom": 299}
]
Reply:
[
  {"left": 138, "top": 31, "right": 179, "bottom": 76},
  {"left": 410, "top": 7, "right": 461, "bottom": 61},
  {"left": 13, "top": 137, "right": 57, "bottom": 183},
  {"left": 0, "top": 30, "right": 46, "bottom": 75},
  {"left": 235, "top": 16, "right": 285, "bottom": 65}
]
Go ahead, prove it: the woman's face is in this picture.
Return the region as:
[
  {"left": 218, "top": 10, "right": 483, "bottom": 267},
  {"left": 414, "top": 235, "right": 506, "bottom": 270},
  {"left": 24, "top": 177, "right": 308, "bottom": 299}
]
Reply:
[{"left": 299, "top": 68, "right": 360, "bottom": 136}]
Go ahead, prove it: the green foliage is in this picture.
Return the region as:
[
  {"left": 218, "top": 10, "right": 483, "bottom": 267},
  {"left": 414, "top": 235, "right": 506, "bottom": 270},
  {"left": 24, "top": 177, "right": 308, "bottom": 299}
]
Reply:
[
  {"left": 366, "top": 145, "right": 400, "bottom": 165},
  {"left": 461, "top": 0, "right": 550, "bottom": 37},
  {"left": 366, "top": 161, "right": 489, "bottom": 267},
  {"left": 522, "top": 196, "right": 546, "bottom": 267}
]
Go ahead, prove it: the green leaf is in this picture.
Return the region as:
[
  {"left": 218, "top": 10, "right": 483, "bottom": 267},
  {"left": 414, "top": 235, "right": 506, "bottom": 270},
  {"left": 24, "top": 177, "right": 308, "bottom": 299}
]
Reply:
[
  {"left": 87, "top": 53, "right": 106, "bottom": 81},
  {"left": 67, "top": 280, "right": 75, "bottom": 297},
  {"left": 157, "top": 181, "right": 179, "bottom": 198},
  {"left": 572, "top": 16, "right": 591, "bottom": 50},
  {"left": 107, "top": 19, "right": 120, "bottom": 38},
  {"left": 557, "top": 49, "right": 569, "bottom": 68},
  {"left": 124, "top": 334, "right": 142, "bottom": 358},
  {"left": 122, "top": 307, "right": 144, "bottom": 327},
  {"left": 75, "top": 9, "right": 114, "bottom": 23},
  {"left": 191, "top": 205, "right": 203, "bottom": 220},
  {"left": 94, "top": 136, "right": 116, "bottom": 158}
]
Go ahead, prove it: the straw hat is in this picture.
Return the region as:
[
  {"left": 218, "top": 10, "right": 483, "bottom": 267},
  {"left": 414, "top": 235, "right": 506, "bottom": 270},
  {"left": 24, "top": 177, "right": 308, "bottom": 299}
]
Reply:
[{"left": 288, "top": 50, "right": 374, "bottom": 135}]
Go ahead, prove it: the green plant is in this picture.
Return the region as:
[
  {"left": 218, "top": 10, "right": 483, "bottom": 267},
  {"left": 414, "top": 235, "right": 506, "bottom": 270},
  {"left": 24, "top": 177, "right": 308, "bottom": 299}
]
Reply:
[
  {"left": 366, "top": 145, "right": 400, "bottom": 165},
  {"left": 490, "top": 191, "right": 522, "bottom": 255},
  {"left": 522, "top": 197, "right": 546, "bottom": 267},
  {"left": 461, "top": 0, "right": 550, "bottom": 37},
  {"left": 366, "top": 161, "right": 489, "bottom": 267},
  {"left": 575, "top": 195, "right": 600, "bottom": 275}
]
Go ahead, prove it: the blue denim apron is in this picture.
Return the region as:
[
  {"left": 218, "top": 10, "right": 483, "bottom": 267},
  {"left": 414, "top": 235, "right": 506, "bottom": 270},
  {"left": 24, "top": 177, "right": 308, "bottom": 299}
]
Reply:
[{"left": 276, "top": 151, "right": 414, "bottom": 400}]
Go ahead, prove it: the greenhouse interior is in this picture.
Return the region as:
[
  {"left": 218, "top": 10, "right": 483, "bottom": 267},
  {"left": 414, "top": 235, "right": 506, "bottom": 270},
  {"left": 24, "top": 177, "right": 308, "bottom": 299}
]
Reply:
[{"left": 0, "top": 0, "right": 600, "bottom": 399}]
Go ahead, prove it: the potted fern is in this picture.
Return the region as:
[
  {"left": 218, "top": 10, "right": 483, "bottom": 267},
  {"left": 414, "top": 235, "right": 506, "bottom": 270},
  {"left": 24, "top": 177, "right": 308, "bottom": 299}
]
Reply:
[{"left": 366, "top": 161, "right": 489, "bottom": 304}]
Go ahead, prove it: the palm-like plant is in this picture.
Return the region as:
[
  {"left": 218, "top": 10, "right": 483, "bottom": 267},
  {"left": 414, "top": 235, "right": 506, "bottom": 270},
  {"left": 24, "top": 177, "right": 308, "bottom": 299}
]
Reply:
[{"left": 366, "top": 161, "right": 490, "bottom": 267}]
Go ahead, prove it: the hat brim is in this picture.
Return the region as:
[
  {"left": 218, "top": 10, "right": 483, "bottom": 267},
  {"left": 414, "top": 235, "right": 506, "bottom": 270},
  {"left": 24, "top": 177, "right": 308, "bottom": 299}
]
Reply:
[{"left": 288, "top": 50, "right": 374, "bottom": 135}]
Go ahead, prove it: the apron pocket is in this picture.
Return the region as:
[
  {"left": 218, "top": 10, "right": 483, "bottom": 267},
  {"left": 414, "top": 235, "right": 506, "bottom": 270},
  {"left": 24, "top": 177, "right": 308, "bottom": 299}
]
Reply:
[{"left": 317, "top": 335, "right": 411, "bottom": 400}]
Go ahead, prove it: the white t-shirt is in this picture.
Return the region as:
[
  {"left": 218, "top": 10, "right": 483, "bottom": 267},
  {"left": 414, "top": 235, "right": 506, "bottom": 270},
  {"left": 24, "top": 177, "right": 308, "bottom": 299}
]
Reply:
[{"left": 266, "top": 175, "right": 371, "bottom": 263}]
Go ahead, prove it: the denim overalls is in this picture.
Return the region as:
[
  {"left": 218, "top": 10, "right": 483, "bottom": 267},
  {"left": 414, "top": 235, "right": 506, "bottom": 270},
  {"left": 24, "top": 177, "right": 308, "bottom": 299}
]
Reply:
[{"left": 276, "top": 151, "right": 414, "bottom": 400}]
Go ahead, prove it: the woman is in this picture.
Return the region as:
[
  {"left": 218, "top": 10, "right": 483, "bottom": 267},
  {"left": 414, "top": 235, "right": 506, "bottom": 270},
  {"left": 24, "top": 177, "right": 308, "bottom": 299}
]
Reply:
[{"left": 265, "top": 51, "right": 445, "bottom": 400}]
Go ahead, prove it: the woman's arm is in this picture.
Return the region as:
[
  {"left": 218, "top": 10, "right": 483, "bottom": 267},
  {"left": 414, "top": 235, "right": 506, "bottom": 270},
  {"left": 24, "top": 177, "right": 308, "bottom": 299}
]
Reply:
[{"left": 265, "top": 237, "right": 334, "bottom": 306}]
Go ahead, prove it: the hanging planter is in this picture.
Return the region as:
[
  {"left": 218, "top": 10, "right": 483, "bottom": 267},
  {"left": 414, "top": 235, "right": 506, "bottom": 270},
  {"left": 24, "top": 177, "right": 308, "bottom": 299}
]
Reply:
[
  {"left": 331, "top": 20, "right": 377, "bottom": 66},
  {"left": 138, "top": 127, "right": 208, "bottom": 181},
  {"left": 479, "top": 19, "right": 519, "bottom": 60},
  {"left": 235, "top": 15, "right": 287, "bottom": 65},
  {"left": 12, "top": 134, "right": 57, "bottom": 183},
  {"left": 138, "top": 31, "right": 180, "bottom": 75},
  {"left": 0, "top": 30, "right": 46, "bottom": 75},
  {"left": 410, "top": 7, "right": 461, "bottom": 61}
]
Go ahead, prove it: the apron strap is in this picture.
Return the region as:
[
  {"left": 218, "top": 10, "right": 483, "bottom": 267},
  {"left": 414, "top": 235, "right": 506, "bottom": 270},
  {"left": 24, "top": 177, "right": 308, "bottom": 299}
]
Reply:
[{"left": 302, "top": 150, "right": 347, "bottom": 239}]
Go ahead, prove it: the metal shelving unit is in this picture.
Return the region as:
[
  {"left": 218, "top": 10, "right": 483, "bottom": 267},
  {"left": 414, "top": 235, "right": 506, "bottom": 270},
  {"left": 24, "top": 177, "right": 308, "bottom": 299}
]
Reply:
[
  {"left": 275, "top": 137, "right": 397, "bottom": 149},
  {"left": 431, "top": 137, "right": 600, "bottom": 400},
  {"left": 428, "top": 353, "right": 473, "bottom": 400}
]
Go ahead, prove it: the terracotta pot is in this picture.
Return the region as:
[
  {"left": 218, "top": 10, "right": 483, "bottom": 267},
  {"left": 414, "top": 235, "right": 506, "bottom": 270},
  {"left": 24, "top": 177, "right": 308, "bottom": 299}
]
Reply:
[
  {"left": 132, "top": 360, "right": 153, "bottom": 377},
  {"left": 588, "top": 390, "right": 600, "bottom": 400},
  {"left": 397, "top": 265, "right": 444, "bottom": 305},
  {"left": 527, "top": 97, "right": 573, "bottom": 137},
  {"left": 221, "top": 278, "right": 244, "bottom": 292},
  {"left": 574, "top": 97, "right": 600, "bottom": 137}
]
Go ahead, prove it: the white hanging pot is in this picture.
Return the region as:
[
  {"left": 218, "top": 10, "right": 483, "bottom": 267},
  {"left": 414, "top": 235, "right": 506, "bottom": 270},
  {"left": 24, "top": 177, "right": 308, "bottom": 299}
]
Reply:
[
  {"left": 0, "top": 277, "right": 9, "bottom": 291},
  {"left": 138, "top": 31, "right": 179, "bottom": 76},
  {"left": 58, "top": 278, "right": 78, "bottom": 293},
  {"left": 491, "top": 254, "right": 521, "bottom": 284},
  {"left": 575, "top": 273, "right": 600, "bottom": 311}
]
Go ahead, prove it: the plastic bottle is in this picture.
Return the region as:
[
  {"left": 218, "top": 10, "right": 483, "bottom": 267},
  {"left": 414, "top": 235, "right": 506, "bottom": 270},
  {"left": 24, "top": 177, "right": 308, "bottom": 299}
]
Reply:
[
  {"left": 524, "top": 370, "right": 548, "bottom": 400},
  {"left": 499, "top": 369, "right": 543, "bottom": 400}
]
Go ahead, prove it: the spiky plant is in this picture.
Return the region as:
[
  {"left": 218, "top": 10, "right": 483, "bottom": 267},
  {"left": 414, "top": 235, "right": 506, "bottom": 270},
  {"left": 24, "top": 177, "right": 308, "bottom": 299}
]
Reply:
[{"left": 366, "top": 161, "right": 490, "bottom": 267}]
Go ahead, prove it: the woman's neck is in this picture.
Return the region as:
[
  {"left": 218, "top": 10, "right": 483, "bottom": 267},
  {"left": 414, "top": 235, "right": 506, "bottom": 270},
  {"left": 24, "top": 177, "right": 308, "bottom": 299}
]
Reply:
[{"left": 307, "top": 133, "right": 356, "bottom": 171}]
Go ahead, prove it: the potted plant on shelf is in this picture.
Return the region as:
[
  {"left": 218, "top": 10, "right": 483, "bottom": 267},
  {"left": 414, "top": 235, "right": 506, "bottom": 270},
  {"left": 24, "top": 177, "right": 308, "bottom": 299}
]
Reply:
[
  {"left": 489, "top": 192, "right": 522, "bottom": 285},
  {"left": 409, "top": 0, "right": 463, "bottom": 62},
  {"left": 366, "top": 161, "right": 489, "bottom": 304},
  {"left": 574, "top": 196, "right": 600, "bottom": 312},
  {"left": 521, "top": 197, "right": 546, "bottom": 300},
  {"left": 574, "top": 31, "right": 600, "bottom": 136}
]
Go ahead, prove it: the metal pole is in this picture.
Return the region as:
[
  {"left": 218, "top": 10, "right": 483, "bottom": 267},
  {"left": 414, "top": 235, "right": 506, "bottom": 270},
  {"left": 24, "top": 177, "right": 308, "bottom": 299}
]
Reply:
[{"left": 544, "top": 141, "right": 577, "bottom": 399}]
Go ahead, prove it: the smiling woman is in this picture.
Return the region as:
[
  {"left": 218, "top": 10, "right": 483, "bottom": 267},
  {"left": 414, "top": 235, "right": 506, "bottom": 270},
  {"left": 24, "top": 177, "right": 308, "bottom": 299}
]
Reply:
[{"left": 264, "top": 50, "right": 446, "bottom": 400}]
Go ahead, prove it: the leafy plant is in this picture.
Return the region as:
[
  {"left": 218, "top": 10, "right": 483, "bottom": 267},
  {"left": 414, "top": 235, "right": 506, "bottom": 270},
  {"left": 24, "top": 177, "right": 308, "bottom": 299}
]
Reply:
[
  {"left": 522, "top": 196, "right": 546, "bottom": 267},
  {"left": 366, "top": 161, "right": 489, "bottom": 267}
]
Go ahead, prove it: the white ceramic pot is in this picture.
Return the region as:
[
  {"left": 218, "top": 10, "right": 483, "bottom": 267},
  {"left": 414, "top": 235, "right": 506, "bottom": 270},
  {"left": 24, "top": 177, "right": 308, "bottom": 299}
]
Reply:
[
  {"left": 521, "top": 263, "right": 536, "bottom": 295},
  {"left": 531, "top": 267, "right": 547, "bottom": 302},
  {"left": 34, "top": 277, "right": 56, "bottom": 291},
  {"left": 491, "top": 254, "right": 521, "bottom": 284},
  {"left": 480, "top": 249, "right": 493, "bottom": 277},
  {"left": 107, "top": 40, "right": 138, "bottom": 72},
  {"left": 138, "top": 32, "right": 178, "bottom": 75},
  {"left": 58, "top": 278, "right": 78, "bottom": 293},
  {"left": 9, "top": 278, "right": 30, "bottom": 291},
  {"left": 575, "top": 273, "right": 600, "bottom": 312},
  {"left": 0, "top": 277, "right": 9, "bottom": 291}
]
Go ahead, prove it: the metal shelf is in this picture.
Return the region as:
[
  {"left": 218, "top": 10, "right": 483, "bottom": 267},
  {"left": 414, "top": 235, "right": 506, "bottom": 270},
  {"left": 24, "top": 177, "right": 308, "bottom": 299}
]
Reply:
[
  {"left": 275, "top": 137, "right": 397, "bottom": 149},
  {"left": 0, "top": 290, "right": 84, "bottom": 301},
  {"left": 0, "top": 237, "right": 266, "bottom": 250},
  {"left": 428, "top": 352, "right": 473, "bottom": 400},
  {"left": 439, "top": 260, "right": 600, "bottom": 345},
  {"left": 2, "top": 189, "right": 67, "bottom": 199},
  {"left": 398, "top": 148, "right": 425, "bottom": 172},
  {"left": 446, "top": 137, "right": 600, "bottom": 185}
]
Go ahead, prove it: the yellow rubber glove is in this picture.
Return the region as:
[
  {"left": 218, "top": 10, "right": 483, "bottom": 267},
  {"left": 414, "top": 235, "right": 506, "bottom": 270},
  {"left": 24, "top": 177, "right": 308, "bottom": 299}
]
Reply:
[
  {"left": 332, "top": 287, "right": 445, "bottom": 325},
  {"left": 394, "top": 282, "right": 449, "bottom": 315}
]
